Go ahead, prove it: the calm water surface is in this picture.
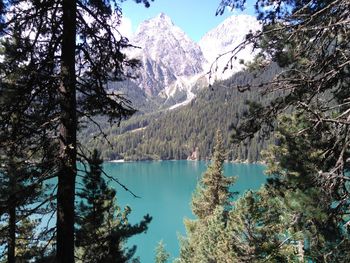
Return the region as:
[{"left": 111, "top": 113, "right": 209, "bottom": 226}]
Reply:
[{"left": 103, "top": 160, "right": 266, "bottom": 262}]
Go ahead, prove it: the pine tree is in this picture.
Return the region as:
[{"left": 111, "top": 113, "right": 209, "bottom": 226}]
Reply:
[
  {"left": 192, "top": 130, "right": 235, "bottom": 219},
  {"left": 262, "top": 114, "right": 350, "bottom": 261},
  {"left": 225, "top": 188, "right": 300, "bottom": 263},
  {"left": 217, "top": 0, "right": 350, "bottom": 207},
  {"left": 0, "top": 158, "right": 51, "bottom": 262},
  {"left": 76, "top": 150, "right": 151, "bottom": 263},
  {"left": 0, "top": 1, "right": 152, "bottom": 261},
  {"left": 154, "top": 240, "right": 169, "bottom": 263},
  {"left": 15, "top": 218, "right": 43, "bottom": 262},
  {"left": 177, "top": 130, "right": 236, "bottom": 262},
  {"left": 0, "top": 105, "right": 53, "bottom": 263},
  {"left": 215, "top": 0, "right": 350, "bottom": 261}
]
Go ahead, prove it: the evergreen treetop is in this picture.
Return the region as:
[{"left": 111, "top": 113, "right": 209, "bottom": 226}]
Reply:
[
  {"left": 192, "top": 130, "right": 236, "bottom": 219},
  {"left": 154, "top": 240, "right": 170, "bottom": 263}
]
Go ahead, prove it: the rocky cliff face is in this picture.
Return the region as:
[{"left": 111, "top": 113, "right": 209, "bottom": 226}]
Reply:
[{"left": 129, "top": 13, "right": 206, "bottom": 97}]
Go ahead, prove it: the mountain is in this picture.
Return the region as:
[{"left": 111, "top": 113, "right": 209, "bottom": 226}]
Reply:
[
  {"left": 81, "top": 14, "right": 276, "bottom": 161},
  {"left": 110, "top": 13, "right": 261, "bottom": 111},
  {"left": 199, "top": 14, "right": 261, "bottom": 80},
  {"left": 128, "top": 13, "right": 206, "bottom": 101}
]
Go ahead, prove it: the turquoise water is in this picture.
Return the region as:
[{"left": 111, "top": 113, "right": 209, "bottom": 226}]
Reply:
[{"left": 103, "top": 160, "right": 266, "bottom": 262}]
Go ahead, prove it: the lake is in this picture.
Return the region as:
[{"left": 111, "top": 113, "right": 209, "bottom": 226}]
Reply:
[{"left": 103, "top": 160, "right": 266, "bottom": 262}]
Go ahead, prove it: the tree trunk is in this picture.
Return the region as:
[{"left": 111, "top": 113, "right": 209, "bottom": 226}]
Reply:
[
  {"left": 8, "top": 203, "right": 15, "bottom": 263},
  {"left": 56, "top": 0, "right": 77, "bottom": 262},
  {"left": 8, "top": 157, "right": 16, "bottom": 263}
]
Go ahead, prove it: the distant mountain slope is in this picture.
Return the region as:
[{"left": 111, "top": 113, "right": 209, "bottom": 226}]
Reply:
[
  {"left": 80, "top": 14, "right": 272, "bottom": 160},
  {"left": 82, "top": 64, "right": 280, "bottom": 162}
]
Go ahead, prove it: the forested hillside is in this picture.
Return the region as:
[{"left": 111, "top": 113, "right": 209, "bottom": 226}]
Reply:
[{"left": 80, "top": 64, "right": 280, "bottom": 161}]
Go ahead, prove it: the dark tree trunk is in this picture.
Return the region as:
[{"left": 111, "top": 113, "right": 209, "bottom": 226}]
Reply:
[
  {"left": 56, "top": 0, "right": 77, "bottom": 262},
  {"left": 8, "top": 157, "right": 16, "bottom": 263},
  {"left": 8, "top": 203, "right": 15, "bottom": 263}
]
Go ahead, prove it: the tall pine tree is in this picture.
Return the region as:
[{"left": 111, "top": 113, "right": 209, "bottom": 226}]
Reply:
[
  {"left": 178, "top": 130, "right": 235, "bottom": 262},
  {"left": 0, "top": 1, "right": 152, "bottom": 261},
  {"left": 215, "top": 0, "right": 350, "bottom": 260},
  {"left": 192, "top": 130, "right": 235, "bottom": 219},
  {"left": 75, "top": 150, "right": 151, "bottom": 262},
  {"left": 262, "top": 114, "right": 350, "bottom": 261},
  {"left": 154, "top": 241, "right": 169, "bottom": 263},
  {"left": 0, "top": 86, "right": 54, "bottom": 262}
]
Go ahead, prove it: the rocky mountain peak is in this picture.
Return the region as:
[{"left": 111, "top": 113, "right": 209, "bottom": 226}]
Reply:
[
  {"left": 136, "top": 12, "right": 174, "bottom": 34},
  {"left": 155, "top": 12, "right": 174, "bottom": 25},
  {"left": 129, "top": 13, "right": 206, "bottom": 97}
]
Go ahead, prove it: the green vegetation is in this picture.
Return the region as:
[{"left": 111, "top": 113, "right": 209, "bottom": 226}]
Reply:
[
  {"left": 81, "top": 64, "right": 280, "bottom": 162},
  {"left": 0, "top": 0, "right": 152, "bottom": 262},
  {"left": 177, "top": 130, "right": 236, "bottom": 262},
  {"left": 191, "top": 130, "right": 235, "bottom": 219},
  {"left": 176, "top": 116, "right": 350, "bottom": 262},
  {"left": 175, "top": 0, "right": 350, "bottom": 262},
  {"left": 1, "top": 0, "right": 349, "bottom": 261},
  {"left": 154, "top": 241, "right": 170, "bottom": 263},
  {"left": 262, "top": 115, "right": 350, "bottom": 261}
]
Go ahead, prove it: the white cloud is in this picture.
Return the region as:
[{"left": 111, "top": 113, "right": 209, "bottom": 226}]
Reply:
[{"left": 119, "top": 16, "right": 133, "bottom": 39}]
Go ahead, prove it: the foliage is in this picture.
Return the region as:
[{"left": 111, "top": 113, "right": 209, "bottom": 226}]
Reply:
[
  {"left": 177, "top": 130, "right": 236, "bottom": 262},
  {"left": 217, "top": 0, "right": 350, "bottom": 199},
  {"left": 154, "top": 240, "right": 170, "bottom": 263},
  {"left": 76, "top": 150, "right": 152, "bottom": 263},
  {"left": 0, "top": 217, "right": 44, "bottom": 263},
  {"left": 0, "top": 109, "right": 54, "bottom": 262},
  {"left": 192, "top": 130, "right": 236, "bottom": 219},
  {"left": 226, "top": 188, "right": 301, "bottom": 263},
  {"left": 177, "top": 113, "right": 350, "bottom": 262},
  {"left": 14, "top": 218, "right": 43, "bottom": 261},
  {"left": 178, "top": 207, "right": 228, "bottom": 263},
  {"left": 179, "top": 188, "right": 300, "bottom": 263},
  {"left": 0, "top": 0, "right": 151, "bottom": 261},
  {"left": 212, "top": 0, "right": 350, "bottom": 261},
  {"left": 262, "top": 114, "right": 350, "bottom": 261}
]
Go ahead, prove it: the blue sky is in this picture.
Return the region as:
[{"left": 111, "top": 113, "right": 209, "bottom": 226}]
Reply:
[{"left": 119, "top": 0, "right": 256, "bottom": 42}]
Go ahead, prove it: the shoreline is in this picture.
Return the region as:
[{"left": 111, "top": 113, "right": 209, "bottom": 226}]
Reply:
[
  {"left": 109, "top": 159, "right": 125, "bottom": 163},
  {"left": 107, "top": 158, "right": 265, "bottom": 165}
]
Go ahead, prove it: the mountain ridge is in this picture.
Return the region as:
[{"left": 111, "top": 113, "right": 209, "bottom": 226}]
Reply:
[
  {"left": 128, "top": 13, "right": 206, "bottom": 98},
  {"left": 115, "top": 13, "right": 260, "bottom": 111}
]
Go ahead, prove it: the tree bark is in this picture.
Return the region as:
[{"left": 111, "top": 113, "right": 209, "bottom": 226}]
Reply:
[
  {"left": 56, "top": 0, "right": 77, "bottom": 262},
  {"left": 8, "top": 202, "right": 15, "bottom": 263},
  {"left": 8, "top": 156, "right": 16, "bottom": 263}
]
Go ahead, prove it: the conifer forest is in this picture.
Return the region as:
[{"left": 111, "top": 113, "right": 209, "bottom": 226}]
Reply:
[{"left": 0, "top": 0, "right": 349, "bottom": 262}]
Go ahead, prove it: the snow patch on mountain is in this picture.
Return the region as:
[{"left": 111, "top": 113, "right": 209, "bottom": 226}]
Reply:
[
  {"left": 158, "top": 73, "right": 207, "bottom": 109},
  {"left": 199, "top": 14, "right": 261, "bottom": 80}
]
